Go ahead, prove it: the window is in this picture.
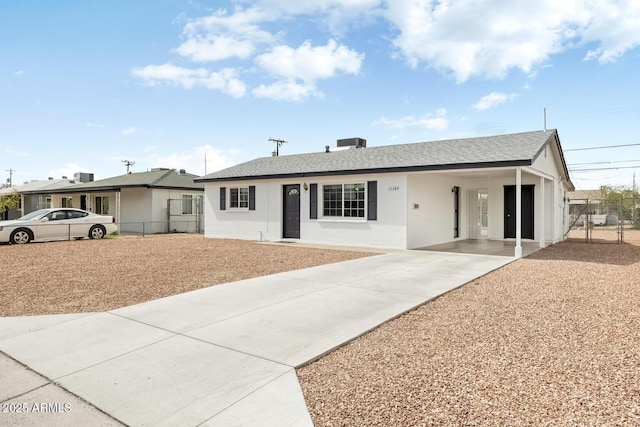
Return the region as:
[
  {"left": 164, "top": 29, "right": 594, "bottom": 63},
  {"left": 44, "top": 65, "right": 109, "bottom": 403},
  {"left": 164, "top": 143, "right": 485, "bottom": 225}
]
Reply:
[
  {"left": 95, "top": 196, "right": 109, "bottom": 214},
  {"left": 322, "top": 183, "right": 365, "bottom": 218},
  {"left": 62, "top": 197, "right": 73, "bottom": 208},
  {"left": 67, "top": 210, "right": 88, "bottom": 219},
  {"left": 230, "top": 187, "right": 249, "bottom": 209},
  {"left": 182, "top": 194, "right": 194, "bottom": 215}
]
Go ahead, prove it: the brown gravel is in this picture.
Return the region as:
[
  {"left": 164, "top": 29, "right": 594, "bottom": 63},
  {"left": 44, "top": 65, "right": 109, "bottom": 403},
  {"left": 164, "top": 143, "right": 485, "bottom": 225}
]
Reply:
[
  {"left": 298, "top": 232, "right": 640, "bottom": 426},
  {"left": 0, "top": 234, "right": 374, "bottom": 317}
]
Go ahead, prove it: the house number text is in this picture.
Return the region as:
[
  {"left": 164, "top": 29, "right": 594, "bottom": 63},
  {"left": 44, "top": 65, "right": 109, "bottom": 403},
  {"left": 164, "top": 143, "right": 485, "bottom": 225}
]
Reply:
[{"left": 388, "top": 186, "right": 400, "bottom": 191}]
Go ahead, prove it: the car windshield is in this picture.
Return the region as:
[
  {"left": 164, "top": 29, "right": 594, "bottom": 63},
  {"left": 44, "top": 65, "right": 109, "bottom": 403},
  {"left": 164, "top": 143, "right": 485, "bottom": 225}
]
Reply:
[{"left": 18, "top": 209, "right": 50, "bottom": 221}]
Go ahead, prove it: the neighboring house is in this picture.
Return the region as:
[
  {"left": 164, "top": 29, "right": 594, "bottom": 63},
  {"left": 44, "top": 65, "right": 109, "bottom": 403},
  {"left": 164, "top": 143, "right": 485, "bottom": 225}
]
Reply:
[
  {"left": 0, "top": 177, "right": 79, "bottom": 220},
  {"left": 568, "top": 189, "right": 618, "bottom": 226},
  {"left": 31, "top": 168, "right": 204, "bottom": 234},
  {"left": 195, "top": 129, "right": 574, "bottom": 258}
]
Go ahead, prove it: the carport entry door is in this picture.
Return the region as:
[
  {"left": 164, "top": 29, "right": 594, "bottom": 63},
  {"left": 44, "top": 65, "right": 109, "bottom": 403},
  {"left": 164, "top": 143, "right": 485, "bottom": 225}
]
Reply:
[
  {"left": 504, "top": 185, "right": 534, "bottom": 239},
  {"left": 283, "top": 184, "right": 301, "bottom": 239}
]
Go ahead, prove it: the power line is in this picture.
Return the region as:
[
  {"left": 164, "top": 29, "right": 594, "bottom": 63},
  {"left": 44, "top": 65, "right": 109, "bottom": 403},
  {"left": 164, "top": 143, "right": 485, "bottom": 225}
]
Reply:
[
  {"left": 569, "top": 165, "right": 640, "bottom": 172},
  {"left": 565, "top": 143, "right": 640, "bottom": 152},
  {"left": 568, "top": 159, "right": 640, "bottom": 166}
]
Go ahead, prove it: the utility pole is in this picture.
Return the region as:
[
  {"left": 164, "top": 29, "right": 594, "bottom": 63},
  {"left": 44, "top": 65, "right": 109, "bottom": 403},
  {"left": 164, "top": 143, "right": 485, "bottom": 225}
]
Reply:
[
  {"left": 121, "top": 160, "right": 135, "bottom": 174},
  {"left": 269, "top": 138, "right": 287, "bottom": 156},
  {"left": 5, "top": 169, "right": 15, "bottom": 187}
]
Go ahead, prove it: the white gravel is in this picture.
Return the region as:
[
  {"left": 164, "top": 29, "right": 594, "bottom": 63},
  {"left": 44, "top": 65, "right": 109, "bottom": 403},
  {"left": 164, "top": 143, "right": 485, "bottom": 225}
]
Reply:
[{"left": 297, "top": 233, "right": 640, "bottom": 426}]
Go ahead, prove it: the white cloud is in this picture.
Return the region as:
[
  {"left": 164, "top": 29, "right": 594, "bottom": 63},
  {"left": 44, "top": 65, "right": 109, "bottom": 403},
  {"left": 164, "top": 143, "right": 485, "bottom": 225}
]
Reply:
[
  {"left": 255, "top": 39, "right": 364, "bottom": 81},
  {"left": 176, "top": 7, "right": 278, "bottom": 62},
  {"left": 86, "top": 122, "right": 105, "bottom": 129},
  {"left": 14, "top": 70, "right": 24, "bottom": 76},
  {"left": 148, "top": 145, "right": 236, "bottom": 176},
  {"left": 133, "top": 0, "right": 640, "bottom": 101},
  {"left": 252, "top": 80, "right": 323, "bottom": 102},
  {"left": 174, "top": 35, "right": 256, "bottom": 62},
  {"left": 579, "top": 1, "right": 640, "bottom": 63},
  {"left": 131, "top": 64, "right": 247, "bottom": 97},
  {"left": 122, "top": 126, "right": 137, "bottom": 136},
  {"left": 373, "top": 108, "right": 448, "bottom": 131},
  {"left": 252, "top": 39, "right": 363, "bottom": 101},
  {"left": 48, "top": 163, "right": 90, "bottom": 180},
  {"left": 383, "top": 0, "right": 640, "bottom": 82},
  {"left": 131, "top": 64, "right": 209, "bottom": 89},
  {"left": 473, "top": 92, "right": 518, "bottom": 111}
]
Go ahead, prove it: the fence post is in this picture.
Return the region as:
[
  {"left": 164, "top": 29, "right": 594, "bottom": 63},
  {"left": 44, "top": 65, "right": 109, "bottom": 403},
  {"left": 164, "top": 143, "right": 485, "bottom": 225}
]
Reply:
[{"left": 619, "top": 197, "right": 624, "bottom": 243}]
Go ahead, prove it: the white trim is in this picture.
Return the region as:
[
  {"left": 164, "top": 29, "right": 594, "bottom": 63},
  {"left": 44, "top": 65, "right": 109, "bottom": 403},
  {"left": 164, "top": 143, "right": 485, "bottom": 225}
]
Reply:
[{"left": 515, "top": 167, "right": 522, "bottom": 258}]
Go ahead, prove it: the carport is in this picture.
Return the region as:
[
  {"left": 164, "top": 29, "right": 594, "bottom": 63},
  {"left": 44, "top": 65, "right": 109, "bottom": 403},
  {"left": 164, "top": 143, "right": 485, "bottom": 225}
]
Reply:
[{"left": 419, "top": 239, "right": 541, "bottom": 257}]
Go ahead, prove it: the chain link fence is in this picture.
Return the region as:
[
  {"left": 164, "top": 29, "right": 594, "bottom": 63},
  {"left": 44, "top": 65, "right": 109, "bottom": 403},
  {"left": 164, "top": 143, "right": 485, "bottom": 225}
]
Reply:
[{"left": 567, "top": 197, "right": 640, "bottom": 243}]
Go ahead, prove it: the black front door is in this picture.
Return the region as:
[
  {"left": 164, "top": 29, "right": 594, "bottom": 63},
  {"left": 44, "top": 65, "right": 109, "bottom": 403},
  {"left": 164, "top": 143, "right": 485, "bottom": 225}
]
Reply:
[
  {"left": 283, "top": 184, "right": 301, "bottom": 239},
  {"left": 504, "top": 185, "right": 534, "bottom": 239}
]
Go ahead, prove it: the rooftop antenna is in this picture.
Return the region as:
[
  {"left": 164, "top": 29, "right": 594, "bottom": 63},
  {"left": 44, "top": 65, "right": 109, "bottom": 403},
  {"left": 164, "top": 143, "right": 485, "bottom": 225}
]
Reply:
[
  {"left": 121, "top": 159, "right": 135, "bottom": 174},
  {"left": 543, "top": 107, "right": 547, "bottom": 131},
  {"left": 269, "top": 138, "right": 287, "bottom": 156}
]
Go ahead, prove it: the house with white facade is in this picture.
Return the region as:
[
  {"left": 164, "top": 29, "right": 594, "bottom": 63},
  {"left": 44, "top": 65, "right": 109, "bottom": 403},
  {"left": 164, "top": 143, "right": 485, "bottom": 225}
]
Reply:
[
  {"left": 45, "top": 168, "right": 204, "bottom": 234},
  {"left": 196, "top": 130, "right": 574, "bottom": 257},
  {"left": 0, "top": 177, "right": 79, "bottom": 220}
]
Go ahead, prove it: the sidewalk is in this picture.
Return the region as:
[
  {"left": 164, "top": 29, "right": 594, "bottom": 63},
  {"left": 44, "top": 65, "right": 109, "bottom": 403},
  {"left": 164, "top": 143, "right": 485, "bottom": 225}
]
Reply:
[{"left": 1, "top": 250, "right": 513, "bottom": 426}]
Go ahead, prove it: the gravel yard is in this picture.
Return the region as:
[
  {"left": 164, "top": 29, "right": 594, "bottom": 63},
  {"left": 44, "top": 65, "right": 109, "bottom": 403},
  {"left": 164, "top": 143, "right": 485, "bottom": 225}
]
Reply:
[
  {"left": 298, "top": 233, "right": 640, "bottom": 426},
  {"left": 4, "top": 231, "right": 640, "bottom": 425},
  {"left": 0, "top": 234, "right": 374, "bottom": 317}
]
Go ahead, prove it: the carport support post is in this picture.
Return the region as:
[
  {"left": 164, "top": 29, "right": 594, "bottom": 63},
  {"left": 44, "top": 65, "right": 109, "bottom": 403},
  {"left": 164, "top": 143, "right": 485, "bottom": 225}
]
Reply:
[
  {"left": 539, "top": 176, "right": 545, "bottom": 248},
  {"left": 515, "top": 167, "right": 523, "bottom": 258}
]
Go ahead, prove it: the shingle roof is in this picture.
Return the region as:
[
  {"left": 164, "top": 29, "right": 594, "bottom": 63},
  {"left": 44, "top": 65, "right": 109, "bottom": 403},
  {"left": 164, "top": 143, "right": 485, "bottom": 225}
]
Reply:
[
  {"left": 0, "top": 178, "right": 76, "bottom": 195},
  {"left": 197, "top": 129, "right": 568, "bottom": 182},
  {"left": 30, "top": 169, "right": 203, "bottom": 194}
]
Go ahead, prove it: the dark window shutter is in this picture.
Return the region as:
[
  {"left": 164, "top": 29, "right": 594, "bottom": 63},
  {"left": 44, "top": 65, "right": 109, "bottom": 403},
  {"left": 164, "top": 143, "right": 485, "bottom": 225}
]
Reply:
[
  {"left": 220, "top": 187, "right": 226, "bottom": 211},
  {"left": 310, "top": 183, "right": 318, "bottom": 219},
  {"left": 367, "top": 181, "right": 377, "bottom": 220},
  {"left": 249, "top": 186, "right": 256, "bottom": 210}
]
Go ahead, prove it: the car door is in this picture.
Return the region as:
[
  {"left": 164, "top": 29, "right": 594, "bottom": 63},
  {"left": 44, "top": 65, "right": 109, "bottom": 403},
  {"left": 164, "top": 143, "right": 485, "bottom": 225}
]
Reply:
[
  {"left": 38, "top": 210, "right": 70, "bottom": 240},
  {"left": 66, "top": 210, "right": 91, "bottom": 238}
]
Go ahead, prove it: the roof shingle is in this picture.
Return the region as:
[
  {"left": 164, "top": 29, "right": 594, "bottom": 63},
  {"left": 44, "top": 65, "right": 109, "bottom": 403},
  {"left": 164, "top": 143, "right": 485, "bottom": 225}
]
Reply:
[{"left": 197, "top": 130, "right": 562, "bottom": 182}]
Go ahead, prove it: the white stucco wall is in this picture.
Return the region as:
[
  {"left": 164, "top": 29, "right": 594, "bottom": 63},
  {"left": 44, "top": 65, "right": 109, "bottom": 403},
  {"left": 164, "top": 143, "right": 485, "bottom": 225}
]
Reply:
[
  {"left": 406, "top": 173, "right": 467, "bottom": 249},
  {"left": 529, "top": 143, "right": 572, "bottom": 242},
  {"left": 204, "top": 173, "right": 408, "bottom": 249},
  {"left": 120, "top": 188, "right": 152, "bottom": 233}
]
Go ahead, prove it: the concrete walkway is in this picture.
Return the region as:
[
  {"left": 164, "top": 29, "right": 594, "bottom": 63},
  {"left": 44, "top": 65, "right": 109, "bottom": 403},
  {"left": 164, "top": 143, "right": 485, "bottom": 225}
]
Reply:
[{"left": 0, "top": 250, "right": 514, "bottom": 426}]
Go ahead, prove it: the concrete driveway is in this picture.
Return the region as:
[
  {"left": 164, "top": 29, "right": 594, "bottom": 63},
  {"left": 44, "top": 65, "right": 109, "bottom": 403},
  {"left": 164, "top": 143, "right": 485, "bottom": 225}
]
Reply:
[{"left": 0, "top": 250, "right": 514, "bottom": 426}]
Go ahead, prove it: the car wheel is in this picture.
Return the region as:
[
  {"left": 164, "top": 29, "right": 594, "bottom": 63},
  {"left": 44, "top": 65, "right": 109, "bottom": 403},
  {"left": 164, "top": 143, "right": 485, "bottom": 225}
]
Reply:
[
  {"left": 11, "top": 228, "right": 32, "bottom": 244},
  {"left": 89, "top": 225, "right": 106, "bottom": 239}
]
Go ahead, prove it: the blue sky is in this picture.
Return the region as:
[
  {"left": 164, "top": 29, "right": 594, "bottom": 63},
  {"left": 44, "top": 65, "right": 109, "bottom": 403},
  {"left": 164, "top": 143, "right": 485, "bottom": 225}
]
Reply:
[{"left": 2, "top": 0, "right": 640, "bottom": 191}]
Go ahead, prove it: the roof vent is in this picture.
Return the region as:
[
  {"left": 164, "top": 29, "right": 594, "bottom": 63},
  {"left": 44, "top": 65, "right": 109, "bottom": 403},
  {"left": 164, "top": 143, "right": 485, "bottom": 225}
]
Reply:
[
  {"left": 337, "top": 138, "right": 366, "bottom": 148},
  {"left": 179, "top": 169, "right": 186, "bottom": 174}
]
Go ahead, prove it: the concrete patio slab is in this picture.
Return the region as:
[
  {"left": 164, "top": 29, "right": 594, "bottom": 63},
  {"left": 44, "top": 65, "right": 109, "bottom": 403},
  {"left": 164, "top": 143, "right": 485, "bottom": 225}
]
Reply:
[
  {"left": 202, "top": 370, "right": 313, "bottom": 427},
  {"left": 111, "top": 274, "right": 334, "bottom": 333},
  {"left": 0, "top": 313, "right": 172, "bottom": 379},
  {"left": 186, "top": 285, "right": 425, "bottom": 367},
  {"left": 56, "top": 335, "right": 290, "bottom": 427},
  {"left": 0, "top": 313, "right": 94, "bottom": 341},
  {"left": 0, "top": 382, "right": 125, "bottom": 427},
  {"left": 0, "top": 352, "right": 124, "bottom": 427},
  {"left": 0, "top": 352, "right": 49, "bottom": 402}
]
